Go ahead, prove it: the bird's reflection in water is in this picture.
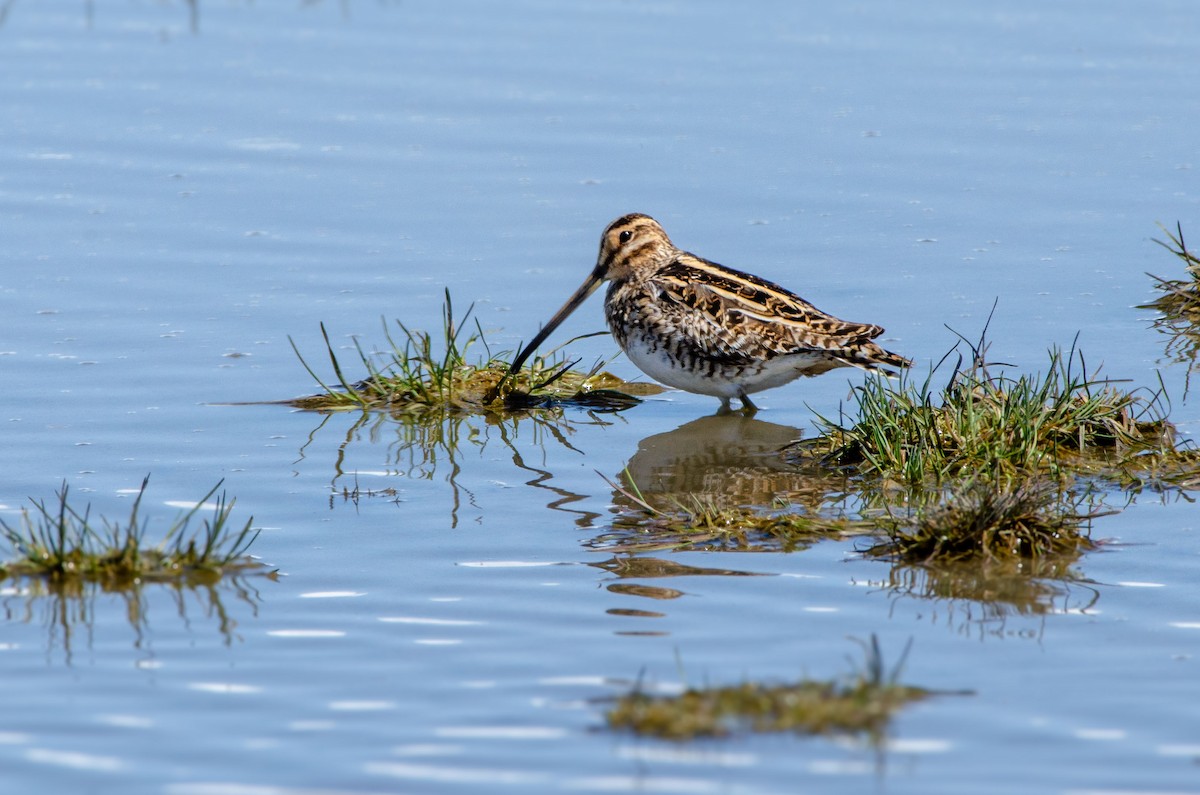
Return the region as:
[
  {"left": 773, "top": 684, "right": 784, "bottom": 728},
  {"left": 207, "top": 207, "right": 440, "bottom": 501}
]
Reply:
[
  {"left": 594, "top": 556, "right": 764, "bottom": 580},
  {"left": 296, "top": 402, "right": 850, "bottom": 531},
  {"left": 588, "top": 414, "right": 853, "bottom": 632},
  {"left": 618, "top": 414, "right": 853, "bottom": 515},
  {"left": 593, "top": 558, "right": 761, "bottom": 637}
]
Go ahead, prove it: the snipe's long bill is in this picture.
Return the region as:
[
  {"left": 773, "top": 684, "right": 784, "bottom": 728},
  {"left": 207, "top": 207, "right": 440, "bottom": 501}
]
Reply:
[{"left": 506, "top": 213, "right": 910, "bottom": 414}]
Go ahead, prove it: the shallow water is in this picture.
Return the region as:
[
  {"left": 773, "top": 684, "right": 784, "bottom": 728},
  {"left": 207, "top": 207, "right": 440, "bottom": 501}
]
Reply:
[{"left": 2, "top": 1, "right": 1200, "bottom": 793}]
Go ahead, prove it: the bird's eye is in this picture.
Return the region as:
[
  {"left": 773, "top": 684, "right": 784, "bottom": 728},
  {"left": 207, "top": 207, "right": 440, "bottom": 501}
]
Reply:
[{"left": 618, "top": 230, "right": 633, "bottom": 244}]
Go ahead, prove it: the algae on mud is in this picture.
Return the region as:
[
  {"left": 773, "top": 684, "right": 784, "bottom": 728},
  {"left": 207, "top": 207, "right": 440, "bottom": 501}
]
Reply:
[
  {"left": 607, "top": 636, "right": 935, "bottom": 741},
  {"left": 287, "top": 289, "right": 661, "bottom": 414}
]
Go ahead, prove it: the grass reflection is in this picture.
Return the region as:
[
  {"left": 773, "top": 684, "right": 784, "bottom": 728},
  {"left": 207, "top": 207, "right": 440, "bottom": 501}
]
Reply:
[
  {"left": 880, "top": 557, "right": 1098, "bottom": 635},
  {"left": 1, "top": 571, "right": 272, "bottom": 665},
  {"left": 295, "top": 405, "right": 615, "bottom": 527}
]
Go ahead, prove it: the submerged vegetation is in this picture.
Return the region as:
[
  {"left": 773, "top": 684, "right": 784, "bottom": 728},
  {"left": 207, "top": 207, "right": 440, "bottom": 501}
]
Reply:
[
  {"left": 287, "top": 289, "right": 660, "bottom": 414},
  {"left": 0, "top": 478, "right": 268, "bottom": 589},
  {"left": 1141, "top": 222, "right": 1200, "bottom": 372},
  {"left": 593, "top": 469, "right": 873, "bottom": 553},
  {"left": 864, "top": 478, "right": 1104, "bottom": 564},
  {"left": 607, "top": 636, "right": 935, "bottom": 741}
]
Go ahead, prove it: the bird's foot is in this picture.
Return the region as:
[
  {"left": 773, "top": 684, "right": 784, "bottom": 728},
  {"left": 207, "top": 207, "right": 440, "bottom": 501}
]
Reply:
[{"left": 738, "top": 391, "right": 758, "bottom": 417}]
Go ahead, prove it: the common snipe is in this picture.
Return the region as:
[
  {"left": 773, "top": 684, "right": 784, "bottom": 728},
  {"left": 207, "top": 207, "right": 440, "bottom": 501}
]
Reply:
[{"left": 507, "top": 213, "right": 910, "bottom": 413}]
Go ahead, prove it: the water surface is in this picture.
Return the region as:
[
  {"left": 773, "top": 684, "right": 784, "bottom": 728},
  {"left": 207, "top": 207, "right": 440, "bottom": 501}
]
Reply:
[{"left": 2, "top": 2, "right": 1199, "bottom": 793}]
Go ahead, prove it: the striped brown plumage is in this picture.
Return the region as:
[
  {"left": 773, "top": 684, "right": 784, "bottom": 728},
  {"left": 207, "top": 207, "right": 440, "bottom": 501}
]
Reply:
[{"left": 507, "top": 213, "right": 910, "bottom": 413}]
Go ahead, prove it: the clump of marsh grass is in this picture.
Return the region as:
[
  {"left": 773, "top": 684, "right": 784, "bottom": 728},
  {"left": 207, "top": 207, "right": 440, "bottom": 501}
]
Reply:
[
  {"left": 792, "top": 331, "right": 1177, "bottom": 491},
  {"left": 606, "top": 636, "right": 936, "bottom": 741},
  {"left": 863, "top": 478, "right": 1106, "bottom": 564},
  {"left": 0, "top": 478, "right": 267, "bottom": 588},
  {"left": 1144, "top": 222, "right": 1200, "bottom": 318},
  {"left": 287, "top": 289, "right": 660, "bottom": 414},
  {"left": 594, "top": 470, "right": 873, "bottom": 553},
  {"left": 1140, "top": 222, "right": 1200, "bottom": 372}
]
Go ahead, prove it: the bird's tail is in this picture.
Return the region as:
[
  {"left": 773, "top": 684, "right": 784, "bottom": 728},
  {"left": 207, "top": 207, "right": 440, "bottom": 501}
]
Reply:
[{"left": 846, "top": 343, "right": 911, "bottom": 378}]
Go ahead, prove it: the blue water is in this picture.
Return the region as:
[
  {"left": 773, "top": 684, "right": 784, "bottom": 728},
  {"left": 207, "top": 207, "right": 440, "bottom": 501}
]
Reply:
[{"left": 2, "top": 1, "right": 1199, "bottom": 793}]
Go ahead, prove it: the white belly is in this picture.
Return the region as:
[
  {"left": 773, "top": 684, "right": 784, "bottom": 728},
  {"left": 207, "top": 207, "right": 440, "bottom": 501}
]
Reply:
[{"left": 619, "top": 332, "right": 833, "bottom": 399}]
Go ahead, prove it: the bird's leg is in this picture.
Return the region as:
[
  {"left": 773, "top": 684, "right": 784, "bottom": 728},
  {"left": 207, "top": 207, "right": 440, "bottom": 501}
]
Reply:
[
  {"left": 738, "top": 390, "right": 758, "bottom": 417},
  {"left": 716, "top": 396, "right": 735, "bottom": 415}
]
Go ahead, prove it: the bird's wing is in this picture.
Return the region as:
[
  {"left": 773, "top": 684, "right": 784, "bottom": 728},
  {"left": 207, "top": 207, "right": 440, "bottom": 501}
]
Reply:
[{"left": 652, "top": 254, "right": 883, "bottom": 361}]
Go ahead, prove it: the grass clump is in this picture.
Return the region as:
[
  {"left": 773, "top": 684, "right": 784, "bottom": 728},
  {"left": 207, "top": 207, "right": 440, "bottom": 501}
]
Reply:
[
  {"left": 1140, "top": 222, "right": 1200, "bottom": 371},
  {"left": 287, "top": 289, "right": 660, "bottom": 414},
  {"left": 1143, "top": 222, "right": 1200, "bottom": 318},
  {"left": 793, "top": 334, "right": 1177, "bottom": 490},
  {"left": 864, "top": 478, "right": 1104, "bottom": 564},
  {"left": 607, "top": 636, "right": 934, "bottom": 741},
  {"left": 0, "top": 478, "right": 267, "bottom": 588}
]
